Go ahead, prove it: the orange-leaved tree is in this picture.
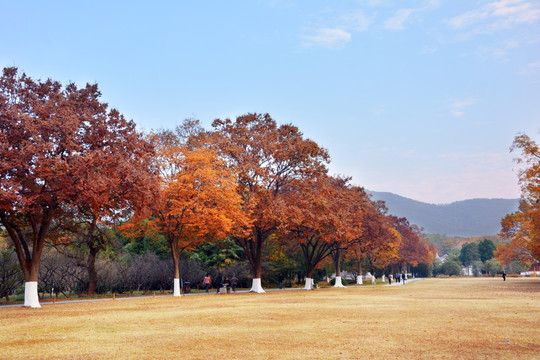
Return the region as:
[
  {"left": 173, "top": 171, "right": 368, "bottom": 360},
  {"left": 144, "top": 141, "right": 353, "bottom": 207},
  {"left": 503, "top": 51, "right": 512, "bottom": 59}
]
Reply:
[
  {"left": 327, "top": 181, "right": 367, "bottom": 287},
  {"left": 347, "top": 200, "right": 401, "bottom": 283},
  {"left": 497, "top": 133, "right": 540, "bottom": 267},
  {"left": 278, "top": 176, "right": 361, "bottom": 289},
  {"left": 389, "top": 216, "right": 431, "bottom": 274},
  {"left": 211, "top": 113, "right": 329, "bottom": 292},
  {"left": 125, "top": 122, "right": 246, "bottom": 296}
]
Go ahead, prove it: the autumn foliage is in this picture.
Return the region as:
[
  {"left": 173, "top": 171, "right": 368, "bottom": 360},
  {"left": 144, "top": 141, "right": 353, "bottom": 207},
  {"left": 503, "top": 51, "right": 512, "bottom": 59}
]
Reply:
[
  {"left": 210, "top": 114, "right": 330, "bottom": 290},
  {"left": 0, "top": 68, "right": 158, "bottom": 305},
  {"left": 278, "top": 176, "right": 367, "bottom": 285},
  {"left": 390, "top": 216, "right": 433, "bottom": 269},
  {"left": 122, "top": 123, "right": 245, "bottom": 294},
  {"left": 1, "top": 68, "right": 438, "bottom": 304},
  {"left": 349, "top": 201, "right": 401, "bottom": 273},
  {"left": 497, "top": 133, "right": 540, "bottom": 267}
]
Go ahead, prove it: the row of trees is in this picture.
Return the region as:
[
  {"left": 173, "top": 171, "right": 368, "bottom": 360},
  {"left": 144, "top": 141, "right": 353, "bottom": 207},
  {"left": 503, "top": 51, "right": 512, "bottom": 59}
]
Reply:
[
  {"left": 0, "top": 67, "right": 434, "bottom": 308},
  {"left": 460, "top": 239, "right": 497, "bottom": 267},
  {"left": 0, "top": 232, "right": 257, "bottom": 301},
  {"left": 431, "top": 238, "right": 503, "bottom": 277},
  {"left": 0, "top": 245, "right": 199, "bottom": 300},
  {"left": 0, "top": 222, "right": 428, "bottom": 302}
]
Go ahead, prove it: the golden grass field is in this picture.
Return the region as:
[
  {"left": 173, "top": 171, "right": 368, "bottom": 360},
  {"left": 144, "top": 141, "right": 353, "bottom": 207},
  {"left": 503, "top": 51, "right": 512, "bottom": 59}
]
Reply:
[{"left": 1, "top": 277, "right": 539, "bottom": 359}]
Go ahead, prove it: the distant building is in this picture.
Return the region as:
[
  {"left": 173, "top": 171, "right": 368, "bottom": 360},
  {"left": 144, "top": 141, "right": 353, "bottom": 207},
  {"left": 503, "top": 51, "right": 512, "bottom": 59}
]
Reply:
[
  {"left": 462, "top": 265, "right": 473, "bottom": 276},
  {"left": 330, "top": 271, "right": 356, "bottom": 281},
  {"left": 435, "top": 253, "right": 447, "bottom": 263},
  {"left": 520, "top": 265, "right": 540, "bottom": 276}
]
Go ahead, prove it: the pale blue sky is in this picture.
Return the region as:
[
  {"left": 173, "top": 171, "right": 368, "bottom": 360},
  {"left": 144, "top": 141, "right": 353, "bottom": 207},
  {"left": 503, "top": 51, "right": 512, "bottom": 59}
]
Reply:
[{"left": 1, "top": 0, "right": 539, "bottom": 203}]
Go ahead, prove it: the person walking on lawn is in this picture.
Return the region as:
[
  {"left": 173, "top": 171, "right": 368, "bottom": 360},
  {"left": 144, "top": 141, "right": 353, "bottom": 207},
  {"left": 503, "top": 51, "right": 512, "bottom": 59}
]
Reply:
[
  {"left": 215, "top": 273, "right": 222, "bottom": 294},
  {"left": 203, "top": 274, "right": 212, "bottom": 293},
  {"left": 231, "top": 275, "right": 239, "bottom": 293}
]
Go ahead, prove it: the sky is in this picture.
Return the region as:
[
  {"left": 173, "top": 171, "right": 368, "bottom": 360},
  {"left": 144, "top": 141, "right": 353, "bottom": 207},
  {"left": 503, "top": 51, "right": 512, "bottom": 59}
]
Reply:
[{"left": 1, "top": 0, "right": 539, "bottom": 204}]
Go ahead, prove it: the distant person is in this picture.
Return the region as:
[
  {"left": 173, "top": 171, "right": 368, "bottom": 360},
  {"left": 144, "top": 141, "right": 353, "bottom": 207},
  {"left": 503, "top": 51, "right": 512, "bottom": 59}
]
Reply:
[
  {"left": 203, "top": 274, "right": 212, "bottom": 293},
  {"left": 402, "top": 273, "right": 406, "bottom": 284},
  {"left": 396, "top": 274, "right": 401, "bottom": 283},
  {"left": 502, "top": 272, "right": 507, "bottom": 281},
  {"left": 224, "top": 277, "right": 231, "bottom": 294},
  {"left": 215, "top": 273, "right": 222, "bottom": 294},
  {"left": 388, "top": 275, "right": 392, "bottom": 285},
  {"left": 231, "top": 275, "right": 239, "bottom": 293},
  {"left": 278, "top": 273, "right": 284, "bottom": 290}
]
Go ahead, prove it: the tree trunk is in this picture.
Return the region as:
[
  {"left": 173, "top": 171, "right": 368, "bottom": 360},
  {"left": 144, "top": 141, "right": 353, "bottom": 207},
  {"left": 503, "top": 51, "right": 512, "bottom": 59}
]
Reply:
[
  {"left": 0, "top": 211, "right": 51, "bottom": 308},
  {"left": 250, "top": 278, "right": 265, "bottom": 293},
  {"left": 303, "top": 277, "right": 313, "bottom": 290},
  {"left": 300, "top": 237, "right": 331, "bottom": 290},
  {"left": 304, "top": 266, "right": 315, "bottom": 290},
  {"left": 248, "top": 244, "right": 265, "bottom": 293},
  {"left": 171, "top": 243, "right": 181, "bottom": 296},
  {"left": 237, "top": 229, "right": 266, "bottom": 293},
  {"left": 85, "top": 218, "right": 103, "bottom": 296},
  {"left": 357, "top": 259, "right": 363, "bottom": 284},
  {"left": 24, "top": 258, "right": 42, "bottom": 308},
  {"left": 87, "top": 246, "right": 98, "bottom": 295},
  {"left": 332, "top": 247, "right": 346, "bottom": 288}
]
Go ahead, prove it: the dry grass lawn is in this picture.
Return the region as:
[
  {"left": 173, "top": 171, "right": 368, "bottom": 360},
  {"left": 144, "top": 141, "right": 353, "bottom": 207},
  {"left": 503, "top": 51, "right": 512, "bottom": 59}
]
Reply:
[{"left": 1, "top": 277, "right": 539, "bottom": 359}]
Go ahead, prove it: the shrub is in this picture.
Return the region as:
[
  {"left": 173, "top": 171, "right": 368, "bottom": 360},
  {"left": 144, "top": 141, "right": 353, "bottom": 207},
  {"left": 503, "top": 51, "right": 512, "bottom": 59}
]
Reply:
[
  {"left": 484, "top": 259, "right": 502, "bottom": 276},
  {"left": 440, "top": 260, "right": 461, "bottom": 276}
]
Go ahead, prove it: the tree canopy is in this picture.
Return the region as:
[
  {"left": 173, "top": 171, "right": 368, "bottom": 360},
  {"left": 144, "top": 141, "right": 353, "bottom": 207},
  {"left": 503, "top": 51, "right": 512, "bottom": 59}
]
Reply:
[
  {"left": 210, "top": 113, "right": 330, "bottom": 292},
  {"left": 0, "top": 67, "right": 157, "bottom": 307},
  {"left": 123, "top": 122, "right": 245, "bottom": 296},
  {"left": 497, "top": 133, "right": 540, "bottom": 267}
]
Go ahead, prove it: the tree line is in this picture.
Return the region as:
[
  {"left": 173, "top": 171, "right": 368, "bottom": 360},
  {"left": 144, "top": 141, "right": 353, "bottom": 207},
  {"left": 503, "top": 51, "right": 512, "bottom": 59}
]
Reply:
[
  {"left": 1, "top": 67, "right": 435, "bottom": 307},
  {"left": 430, "top": 238, "right": 513, "bottom": 277}
]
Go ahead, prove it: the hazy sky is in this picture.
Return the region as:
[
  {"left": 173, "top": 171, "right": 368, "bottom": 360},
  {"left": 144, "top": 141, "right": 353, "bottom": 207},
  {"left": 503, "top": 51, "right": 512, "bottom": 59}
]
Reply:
[{"left": 1, "top": 0, "right": 539, "bottom": 204}]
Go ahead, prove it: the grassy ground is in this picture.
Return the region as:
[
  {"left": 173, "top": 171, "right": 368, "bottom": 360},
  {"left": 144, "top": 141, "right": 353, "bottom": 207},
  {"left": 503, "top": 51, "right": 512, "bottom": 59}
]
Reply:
[
  {"left": 1, "top": 277, "right": 539, "bottom": 359},
  {"left": 0, "top": 290, "right": 177, "bottom": 305}
]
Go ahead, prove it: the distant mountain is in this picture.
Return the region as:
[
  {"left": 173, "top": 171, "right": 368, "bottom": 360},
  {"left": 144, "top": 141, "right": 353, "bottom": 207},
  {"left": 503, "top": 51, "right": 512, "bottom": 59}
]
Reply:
[{"left": 368, "top": 191, "right": 520, "bottom": 237}]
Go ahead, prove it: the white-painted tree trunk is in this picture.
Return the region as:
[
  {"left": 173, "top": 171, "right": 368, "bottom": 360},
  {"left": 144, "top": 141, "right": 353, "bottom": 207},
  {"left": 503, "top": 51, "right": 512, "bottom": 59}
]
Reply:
[
  {"left": 304, "top": 277, "right": 313, "bottom": 290},
  {"left": 334, "top": 276, "right": 346, "bottom": 288},
  {"left": 371, "top": 275, "right": 376, "bottom": 284},
  {"left": 173, "top": 278, "right": 181, "bottom": 297},
  {"left": 249, "top": 278, "right": 266, "bottom": 293},
  {"left": 356, "top": 275, "right": 363, "bottom": 284},
  {"left": 24, "top": 282, "right": 41, "bottom": 308},
  {"left": 382, "top": 274, "right": 385, "bottom": 283}
]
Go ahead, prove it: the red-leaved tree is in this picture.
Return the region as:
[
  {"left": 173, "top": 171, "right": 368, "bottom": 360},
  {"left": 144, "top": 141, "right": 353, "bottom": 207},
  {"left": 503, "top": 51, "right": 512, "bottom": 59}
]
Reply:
[
  {"left": 211, "top": 113, "right": 329, "bottom": 292},
  {"left": 0, "top": 67, "right": 157, "bottom": 307}
]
